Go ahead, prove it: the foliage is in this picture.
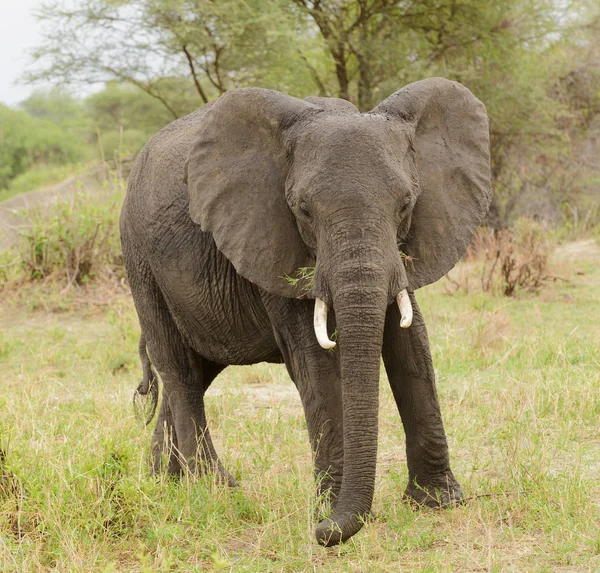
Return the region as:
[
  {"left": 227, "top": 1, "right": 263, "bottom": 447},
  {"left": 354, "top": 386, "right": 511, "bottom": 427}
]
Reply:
[
  {"left": 96, "top": 127, "right": 150, "bottom": 165},
  {"left": 484, "top": 14, "right": 600, "bottom": 230},
  {"left": 23, "top": 0, "right": 600, "bottom": 230},
  {"left": 0, "top": 104, "right": 85, "bottom": 190},
  {"left": 0, "top": 84, "right": 182, "bottom": 196},
  {"left": 85, "top": 82, "right": 174, "bottom": 138},
  {"left": 21, "top": 88, "right": 90, "bottom": 139},
  {"left": 283, "top": 266, "right": 316, "bottom": 293},
  {"left": 6, "top": 184, "right": 125, "bottom": 286},
  {"left": 85, "top": 82, "right": 180, "bottom": 161},
  {"left": 0, "top": 164, "right": 80, "bottom": 204},
  {"left": 29, "top": 0, "right": 568, "bottom": 111},
  {"left": 26, "top": 0, "right": 322, "bottom": 117}
]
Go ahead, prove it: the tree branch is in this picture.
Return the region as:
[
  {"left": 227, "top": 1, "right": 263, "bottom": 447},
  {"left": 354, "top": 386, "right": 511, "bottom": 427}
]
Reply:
[
  {"left": 182, "top": 44, "right": 209, "bottom": 104},
  {"left": 103, "top": 66, "right": 179, "bottom": 119},
  {"left": 298, "top": 51, "right": 328, "bottom": 96}
]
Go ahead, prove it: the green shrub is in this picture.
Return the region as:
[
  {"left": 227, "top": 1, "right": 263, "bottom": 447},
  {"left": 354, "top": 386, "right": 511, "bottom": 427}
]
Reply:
[
  {"left": 0, "top": 164, "right": 81, "bottom": 203},
  {"left": 0, "top": 104, "right": 86, "bottom": 190},
  {"left": 98, "top": 129, "right": 149, "bottom": 164},
  {"left": 14, "top": 184, "right": 125, "bottom": 285},
  {"left": 0, "top": 250, "right": 19, "bottom": 284}
]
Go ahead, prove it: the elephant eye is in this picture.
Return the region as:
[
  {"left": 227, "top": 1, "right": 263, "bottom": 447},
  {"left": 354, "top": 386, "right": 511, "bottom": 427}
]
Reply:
[
  {"left": 399, "top": 197, "right": 412, "bottom": 217},
  {"left": 299, "top": 202, "right": 311, "bottom": 218}
]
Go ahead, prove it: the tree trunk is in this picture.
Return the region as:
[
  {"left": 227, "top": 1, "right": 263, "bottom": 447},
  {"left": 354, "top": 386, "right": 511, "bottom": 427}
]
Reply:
[
  {"left": 332, "top": 45, "right": 350, "bottom": 101},
  {"left": 357, "top": 52, "right": 372, "bottom": 111}
]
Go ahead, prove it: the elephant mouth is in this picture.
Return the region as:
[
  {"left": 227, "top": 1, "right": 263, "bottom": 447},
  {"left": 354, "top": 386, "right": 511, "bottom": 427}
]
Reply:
[{"left": 313, "top": 289, "right": 412, "bottom": 350}]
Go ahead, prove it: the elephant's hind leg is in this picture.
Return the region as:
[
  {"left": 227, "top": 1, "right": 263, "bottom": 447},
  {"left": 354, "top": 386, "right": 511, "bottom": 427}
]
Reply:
[
  {"left": 382, "top": 294, "right": 463, "bottom": 508},
  {"left": 151, "top": 391, "right": 180, "bottom": 475},
  {"left": 149, "top": 343, "right": 234, "bottom": 485},
  {"left": 128, "top": 257, "right": 233, "bottom": 485}
]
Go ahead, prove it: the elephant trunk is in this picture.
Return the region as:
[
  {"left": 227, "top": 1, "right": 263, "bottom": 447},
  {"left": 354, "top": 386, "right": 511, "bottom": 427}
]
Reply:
[{"left": 315, "top": 262, "right": 389, "bottom": 546}]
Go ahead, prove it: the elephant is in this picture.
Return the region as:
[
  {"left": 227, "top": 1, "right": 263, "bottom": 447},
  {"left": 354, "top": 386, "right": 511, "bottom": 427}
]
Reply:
[{"left": 120, "top": 77, "right": 491, "bottom": 547}]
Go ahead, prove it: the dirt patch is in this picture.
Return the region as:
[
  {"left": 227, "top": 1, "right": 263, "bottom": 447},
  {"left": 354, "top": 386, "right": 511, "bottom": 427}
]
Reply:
[
  {"left": 553, "top": 239, "right": 600, "bottom": 262},
  {"left": 0, "top": 167, "right": 111, "bottom": 250},
  {"left": 208, "top": 377, "right": 302, "bottom": 412}
]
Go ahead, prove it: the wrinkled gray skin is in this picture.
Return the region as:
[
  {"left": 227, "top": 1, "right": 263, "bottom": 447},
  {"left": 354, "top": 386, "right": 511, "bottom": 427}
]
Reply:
[{"left": 121, "top": 78, "right": 491, "bottom": 546}]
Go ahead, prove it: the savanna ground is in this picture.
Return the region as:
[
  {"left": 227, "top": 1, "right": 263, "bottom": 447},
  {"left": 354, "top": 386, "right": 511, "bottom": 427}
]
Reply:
[{"left": 0, "top": 234, "right": 599, "bottom": 572}]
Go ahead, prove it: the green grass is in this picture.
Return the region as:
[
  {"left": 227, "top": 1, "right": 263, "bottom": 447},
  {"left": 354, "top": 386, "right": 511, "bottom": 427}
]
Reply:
[
  {"left": 0, "top": 246, "right": 599, "bottom": 572},
  {"left": 0, "top": 182, "right": 125, "bottom": 286},
  {"left": 0, "top": 164, "right": 82, "bottom": 204}
]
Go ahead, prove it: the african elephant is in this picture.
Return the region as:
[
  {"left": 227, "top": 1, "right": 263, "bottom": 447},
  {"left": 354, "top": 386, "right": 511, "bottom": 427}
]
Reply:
[{"left": 120, "top": 77, "right": 491, "bottom": 546}]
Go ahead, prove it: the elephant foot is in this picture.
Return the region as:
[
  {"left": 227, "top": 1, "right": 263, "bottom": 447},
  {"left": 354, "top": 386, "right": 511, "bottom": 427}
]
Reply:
[
  {"left": 404, "top": 473, "right": 464, "bottom": 509},
  {"left": 151, "top": 442, "right": 183, "bottom": 477},
  {"left": 210, "top": 463, "right": 238, "bottom": 488}
]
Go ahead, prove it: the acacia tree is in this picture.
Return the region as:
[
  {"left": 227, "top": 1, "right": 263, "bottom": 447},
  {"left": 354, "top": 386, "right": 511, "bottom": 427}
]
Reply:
[
  {"left": 502, "top": 13, "right": 600, "bottom": 230},
  {"left": 26, "top": 0, "right": 325, "bottom": 118},
  {"left": 290, "top": 0, "right": 397, "bottom": 107},
  {"left": 26, "top": 0, "right": 600, "bottom": 228},
  {"left": 290, "top": 0, "right": 563, "bottom": 110},
  {"left": 288, "top": 0, "right": 600, "bottom": 229}
]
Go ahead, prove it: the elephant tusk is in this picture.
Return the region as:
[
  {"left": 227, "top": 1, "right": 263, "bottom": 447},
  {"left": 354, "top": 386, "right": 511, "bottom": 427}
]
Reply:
[
  {"left": 314, "top": 298, "right": 336, "bottom": 349},
  {"left": 396, "top": 289, "right": 413, "bottom": 328}
]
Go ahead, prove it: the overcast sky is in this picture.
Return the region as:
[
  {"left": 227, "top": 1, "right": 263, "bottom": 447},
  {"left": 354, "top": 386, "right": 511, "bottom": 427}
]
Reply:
[{"left": 0, "top": 0, "right": 48, "bottom": 106}]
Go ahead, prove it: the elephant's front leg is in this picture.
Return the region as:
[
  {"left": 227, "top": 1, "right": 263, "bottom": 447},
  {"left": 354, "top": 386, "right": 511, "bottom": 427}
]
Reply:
[
  {"left": 264, "top": 297, "right": 344, "bottom": 501},
  {"left": 382, "top": 293, "right": 463, "bottom": 507}
]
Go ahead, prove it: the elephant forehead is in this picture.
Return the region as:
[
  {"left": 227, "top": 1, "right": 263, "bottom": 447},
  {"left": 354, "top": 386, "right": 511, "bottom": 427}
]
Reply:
[
  {"left": 289, "top": 115, "right": 413, "bottom": 192},
  {"left": 296, "top": 114, "right": 411, "bottom": 159}
]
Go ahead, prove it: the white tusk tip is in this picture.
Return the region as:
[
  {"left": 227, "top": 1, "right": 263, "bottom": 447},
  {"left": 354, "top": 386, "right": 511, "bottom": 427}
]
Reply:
[
  {"left": 396, "top": 289, "right": 413, "bottom": 329},
  {"left": 314, "top": 297, "right": 336, "bottom": 350}
]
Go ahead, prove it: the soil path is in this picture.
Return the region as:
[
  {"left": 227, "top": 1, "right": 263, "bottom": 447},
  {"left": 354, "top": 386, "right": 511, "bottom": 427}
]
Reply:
[
  {"left": 553, "top": 238, "right": 600, "bottom": 261},
  {"left": 0, "top": 164, "right": 130, "bottom": 250}
]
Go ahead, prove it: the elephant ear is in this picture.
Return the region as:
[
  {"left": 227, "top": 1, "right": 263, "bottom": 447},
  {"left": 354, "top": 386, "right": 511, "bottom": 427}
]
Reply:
[
  {"left": 185, "top": 88, "right": 318, "bottom": 298},
  {"left": 373, "top": 77, "right": 491, "bottom": 290}
]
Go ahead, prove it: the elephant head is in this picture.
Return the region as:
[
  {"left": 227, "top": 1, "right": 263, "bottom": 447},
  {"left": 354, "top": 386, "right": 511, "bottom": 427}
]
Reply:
[{"left": 185, "top": 78, "right": 491, "bottom": 545}]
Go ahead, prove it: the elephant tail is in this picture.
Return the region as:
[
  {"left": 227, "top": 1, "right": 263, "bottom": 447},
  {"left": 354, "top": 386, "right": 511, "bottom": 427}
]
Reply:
[{"left": 133, "top": 332, "right": 159, "bottom": 425}]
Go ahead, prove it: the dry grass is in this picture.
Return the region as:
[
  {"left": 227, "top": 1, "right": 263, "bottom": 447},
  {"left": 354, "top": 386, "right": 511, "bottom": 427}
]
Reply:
[
  {"left": 0, "top": 242, "right": 599, "bottom": 571},
  {"left": 449, "top": 219, "right": 556, "bottom": 298}
]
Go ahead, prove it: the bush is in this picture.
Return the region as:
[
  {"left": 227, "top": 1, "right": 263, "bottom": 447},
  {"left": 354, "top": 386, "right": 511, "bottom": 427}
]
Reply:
[
  {"left": 0, "top": 164, "right": 81, "bottom": 203},
  {"left": 0, "top": 104, "right": 86, "bottom": 190},
  {"left": 98, "top": 129, "right": 149, "bottom": 164},
  {"left": 12, "top": 184, "right": 125, "bottom": 286},
  {"left": 450, "top": 219, "right": 554, "bottom": 297}
]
